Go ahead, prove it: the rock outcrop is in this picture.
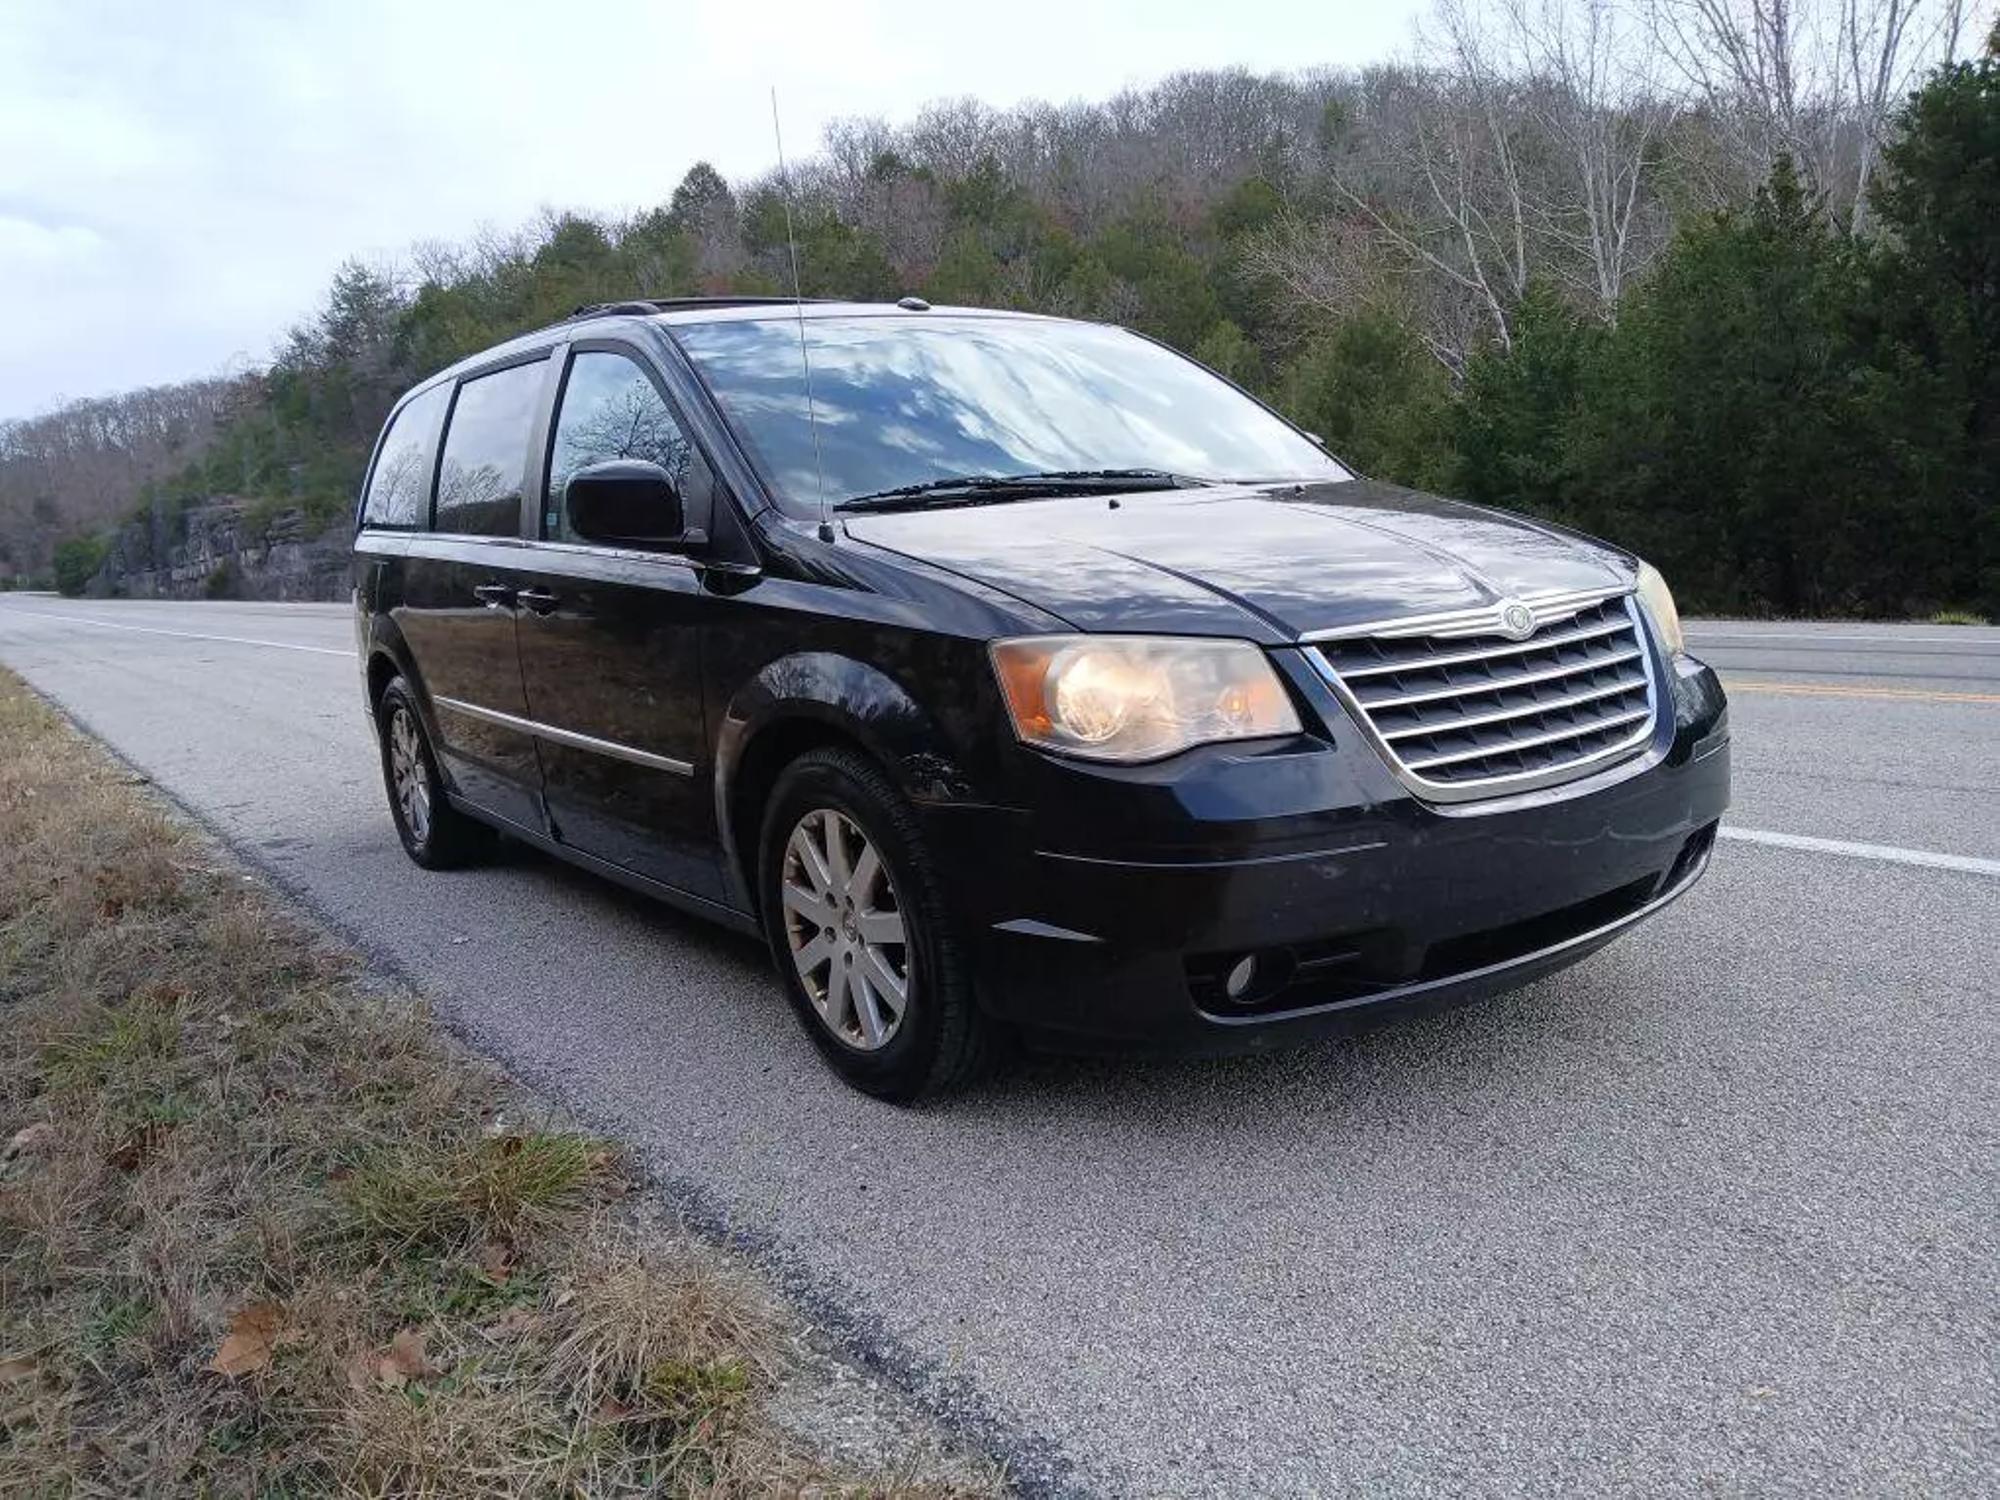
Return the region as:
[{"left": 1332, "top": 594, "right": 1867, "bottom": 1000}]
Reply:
[{"left": 87, "top": 500, "right": 350, "bottom": 602}]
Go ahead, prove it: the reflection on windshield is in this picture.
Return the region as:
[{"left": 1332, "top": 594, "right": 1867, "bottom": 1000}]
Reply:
[{"left": 672, "top": 315, "right": 1348, "bottom": 514}]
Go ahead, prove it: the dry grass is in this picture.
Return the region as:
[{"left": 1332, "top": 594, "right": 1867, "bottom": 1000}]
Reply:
[{"left": 0, "top": 671, "right": 996, "bottom": 1497}]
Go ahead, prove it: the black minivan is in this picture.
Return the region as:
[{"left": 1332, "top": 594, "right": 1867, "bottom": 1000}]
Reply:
[{"left": 354, "top": 298, "right": 1729, "bottom": 1099}]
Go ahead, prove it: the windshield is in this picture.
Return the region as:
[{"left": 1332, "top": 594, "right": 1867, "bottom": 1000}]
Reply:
[{"left": 671, "top": 314, "right": 1349, "bottom": 514}]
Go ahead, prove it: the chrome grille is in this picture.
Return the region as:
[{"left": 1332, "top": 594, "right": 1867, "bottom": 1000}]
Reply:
[{"left": 1310, "top": 592, "right": 1659, "bottom": 799}]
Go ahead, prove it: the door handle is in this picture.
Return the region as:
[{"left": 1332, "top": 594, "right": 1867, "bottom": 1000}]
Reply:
[
  {"left": 516, "top": 588, "right": 561, "bottom": 616},
  {"left": 471, "top": 583, "right": 517, "bottom": 610}
]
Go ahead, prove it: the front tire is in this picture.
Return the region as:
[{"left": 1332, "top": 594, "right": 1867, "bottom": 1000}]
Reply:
[
  {"left": 758, "top": 747, "right": 994, "bottom": 1102},
  {"left": 376, "top": 677, "right": 489, "bottom": 869}
]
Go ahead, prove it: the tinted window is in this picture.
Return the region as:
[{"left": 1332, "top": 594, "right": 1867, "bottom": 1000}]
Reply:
[
  {"left": 360, "top": 383, "right": 447, "bottom": 529},
  {"left": 673, "top": 315, "right": 1348, "bottom": 516},
  {"left": 544, "top": 351, "right": 694, "bottom": 539},
  {"left": 435, "top": 360, "right": 544, "bottom": 536}
]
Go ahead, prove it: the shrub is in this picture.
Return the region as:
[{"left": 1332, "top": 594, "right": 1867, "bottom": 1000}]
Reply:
[
  {"left": 52, "top": 534, "right": 107, "bottom": 597},
  {"left": 202, "top": 559, "right": 238, "bottom": 599}
]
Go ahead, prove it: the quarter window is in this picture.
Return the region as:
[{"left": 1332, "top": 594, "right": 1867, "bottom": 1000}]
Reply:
[
  {"left": 360, "top": 384, "right": 448, "bottom": 529},
  {"left": 435, "top": 360, "right": 545, "bottom": 537},
  {"left": 545, "top": 351, "right": 695, "bottom": 540}
]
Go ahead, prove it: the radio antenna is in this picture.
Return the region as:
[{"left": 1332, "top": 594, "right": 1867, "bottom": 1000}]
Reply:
[{"left": 770, "top": 88, "right": 834, "bottom": 543}]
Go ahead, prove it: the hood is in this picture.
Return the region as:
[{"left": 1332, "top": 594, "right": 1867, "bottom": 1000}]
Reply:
[{"left": 840, "top": 480, "right": 1634, "bottom": 640}]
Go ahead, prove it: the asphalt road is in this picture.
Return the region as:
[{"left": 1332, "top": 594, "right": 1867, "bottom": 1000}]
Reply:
[{"left": 2, "top": 595, "right": 1994, "bottom": 1496}]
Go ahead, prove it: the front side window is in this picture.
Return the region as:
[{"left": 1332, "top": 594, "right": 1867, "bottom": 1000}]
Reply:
[
  {"left": 544, "top": 350, "right": 695, "bottom": 539},
  {"left": 360, "top": 383, "right": 448, "bottom": 529},
  {"left": 435, "top": 359, "right": 545, "bottom": 537},
  {"left": 672, "top": 315, "right": 1349, "bottom": 516}
]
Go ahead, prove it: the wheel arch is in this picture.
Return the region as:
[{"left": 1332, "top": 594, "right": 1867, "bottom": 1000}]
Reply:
[
  {"left": 365, "top": 648, "right": 401, "bottom": 716},
  {"left": 360, "top": 615, "right": 426, "bottom": 722},
  {"left": 715, "top": 652, "right": 978, "bottom": 918}
]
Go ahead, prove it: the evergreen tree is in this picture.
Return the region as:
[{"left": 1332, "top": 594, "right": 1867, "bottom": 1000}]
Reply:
[{"left": 1866, "top": 38, "right": 2000, "bottom": 612}]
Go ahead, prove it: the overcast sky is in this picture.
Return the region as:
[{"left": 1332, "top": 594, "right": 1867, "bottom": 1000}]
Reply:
[{"left": 0, "top": 0, "right": 1424, "bottom": 421}]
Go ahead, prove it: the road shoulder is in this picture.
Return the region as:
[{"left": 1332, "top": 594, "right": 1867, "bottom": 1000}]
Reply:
[{"left": 0, "top": 668, "right": 998, "bottom": 1496}]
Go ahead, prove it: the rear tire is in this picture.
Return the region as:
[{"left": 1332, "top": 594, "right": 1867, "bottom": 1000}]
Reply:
[
  {"left": 376, "top": 677, "right": 490, "bottom": 869},
  {"left": 758, "top": 747, "right": 996, "bottom": 1102}
]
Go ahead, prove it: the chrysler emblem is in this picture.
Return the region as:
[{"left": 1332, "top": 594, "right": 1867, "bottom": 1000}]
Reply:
[{"left": 1498, "top": 600, "right": 1536, "bottom": 640}]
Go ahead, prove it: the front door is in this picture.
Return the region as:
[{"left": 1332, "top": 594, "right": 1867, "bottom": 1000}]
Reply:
[
  {"left": 392, "top": 355, "right": 551, "bottom": 833},
  {"left": 513, "top": 345, "right": 722, "bottom": 897}
]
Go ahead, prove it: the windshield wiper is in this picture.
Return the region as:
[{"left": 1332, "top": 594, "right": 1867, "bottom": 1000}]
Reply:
[{"left": 836, "top": 468, "right": 1215, "bottom": 513}]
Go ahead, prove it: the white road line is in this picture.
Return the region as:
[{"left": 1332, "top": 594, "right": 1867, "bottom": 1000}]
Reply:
[
  {"left": 0, "top": 606, "right": 352, "bottom": 658},
  {"left": 1720, "top": 826, "right": 2000, "bottom": 879},
  {"left": 1692, "top": 631, "right": 1997, "bottom": 647}
]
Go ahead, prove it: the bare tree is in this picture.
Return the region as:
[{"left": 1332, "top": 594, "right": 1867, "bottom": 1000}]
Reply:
[
  {"left": 1291, "top": 0, "right": 1673, "bottom": 371},
  {"left": 1650, "top": 0, "right": 1975, "bottom": 227},
  {"left": 902, "top": 98, "right": 1004, "bottom": 180},
  {"left": 1842, "top": 0, "right": 1940, "bottom": 226},
  {"left": 1316, "top": 63, "right": 1529, "bottom": 361},
  {"left": 1243, "top": 208, "right": 1492, "bottom": 374},
  {"left": 1485, "top": 0, "right": 1673, "bottom": 307}
]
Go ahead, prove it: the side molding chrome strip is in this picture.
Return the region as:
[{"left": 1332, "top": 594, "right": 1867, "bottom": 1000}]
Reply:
[{"left": 432, "top": 696, "right": 695, "bottom": 777}]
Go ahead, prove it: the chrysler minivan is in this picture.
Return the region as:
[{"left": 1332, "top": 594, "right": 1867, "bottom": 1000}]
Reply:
[{"left": 353, "top": 298, "right": 1730, "bottom": 1099}]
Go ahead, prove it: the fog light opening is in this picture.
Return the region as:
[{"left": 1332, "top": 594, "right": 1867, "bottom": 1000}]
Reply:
[
  {"left": 1217, "top": 948, "right": 1297, "bottom": 1007},
  {"left": 1224, "top": 954, "right": 1259, "bottom": 1001}
]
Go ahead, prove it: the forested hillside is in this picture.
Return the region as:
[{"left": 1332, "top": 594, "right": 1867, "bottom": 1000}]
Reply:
[{"left": 4, "top": 0, "right": 1994, "bottom": 616}]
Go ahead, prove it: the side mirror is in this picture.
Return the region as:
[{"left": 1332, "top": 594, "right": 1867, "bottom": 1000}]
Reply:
[{"left": 564, "top": 460, "right": 685, "bottom": 547}]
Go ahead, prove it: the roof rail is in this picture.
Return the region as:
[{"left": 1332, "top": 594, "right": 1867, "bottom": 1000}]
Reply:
[{"left": 565, "top": 296, "right": 828, "bottom": 321}]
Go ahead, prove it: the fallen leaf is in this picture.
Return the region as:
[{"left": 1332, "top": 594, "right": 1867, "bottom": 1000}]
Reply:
[
  {"left": 208, "top": 1302, "right": 285, "bottom": 1377},
  {"left": 475, "top": 1240, "right": 515, "bottom": 1285},
  {"left": 107, "top": 1121, "right": 175, "bottom": 1172},
  {"left": 376, "top": 1327, "right": 439, "bottom": 1389},
  {"left": 2, "top": 1123, "right": 55, "bottom": 1165},
  {"left": 0, "top": 1355, "right": 37, "bottom": 1385},
  {"left": 343, "top": 1347, "right": 378, "bottom": 1394},
  {"left": 479, "top": 1307, "right": 537, "bottom": 1340},
  {"left": 596, "top": 1396, "right": 635, "bottom": 1422},
  {"left": 495, "top": 1135, "right": 524, "bottom": 1158}
]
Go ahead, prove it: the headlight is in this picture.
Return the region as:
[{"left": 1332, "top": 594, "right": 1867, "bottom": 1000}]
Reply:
[
  {"left": 990, "top": 635, "right": 1302, "bottom": 762},
  {"left": 1635, "top": 562, "right": 1685, "bottom": 655}
]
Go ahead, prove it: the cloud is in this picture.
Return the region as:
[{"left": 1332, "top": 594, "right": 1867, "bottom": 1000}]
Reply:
[
  {"left": 0, "top": 216, "right": 110, "bottom": 268},
  {"left": 0, "top": 0, "right": 1422, "bottom": 419}
]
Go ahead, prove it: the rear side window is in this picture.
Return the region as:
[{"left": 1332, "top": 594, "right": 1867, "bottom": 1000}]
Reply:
[
  {"left": 360, "top": 384, "right": 448, "bottom": 529},
  {"left": 544, "top": 351, "right": 695, "bottom": 540},
  {"left": 435, "top": 360, "right": 545, "bottom": 537}
]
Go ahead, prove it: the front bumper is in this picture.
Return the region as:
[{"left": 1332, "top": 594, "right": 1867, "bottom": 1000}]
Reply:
[{"left": 925, "top": 649, "right": 1731, "bottom": 1053}]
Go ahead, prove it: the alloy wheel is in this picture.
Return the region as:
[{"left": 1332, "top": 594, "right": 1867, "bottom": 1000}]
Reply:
[
  {"left": 388, "top": 706, "right": 432, "bottom": 845},
  {"left": 779, "top": 807, "right": 910, "bottom": 1050}
]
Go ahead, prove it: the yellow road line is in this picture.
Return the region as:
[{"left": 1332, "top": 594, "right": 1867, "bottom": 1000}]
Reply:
[{"left": 1722, "top": 677, "right": 2000, "bottom": 705}]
